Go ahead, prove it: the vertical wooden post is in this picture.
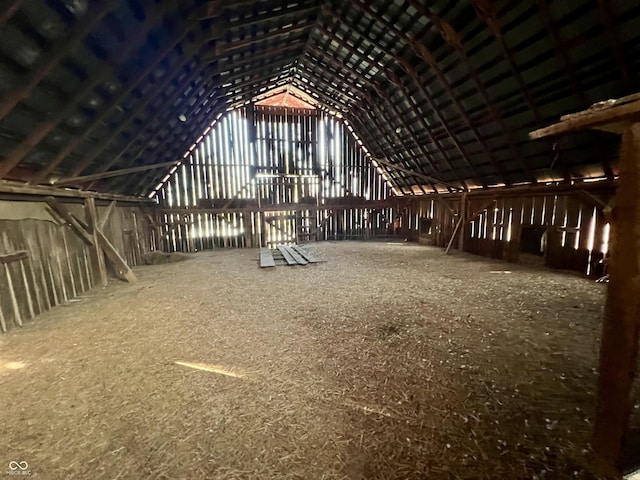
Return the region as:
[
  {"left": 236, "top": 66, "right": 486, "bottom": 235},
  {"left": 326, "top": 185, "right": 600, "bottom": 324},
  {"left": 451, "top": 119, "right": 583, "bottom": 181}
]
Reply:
[
  {"left": 457, "top": 193, "right": 467, "bottom": 251},
  {"left": 243, "top": 213, "right": 253, "bottom": 248},
  {"left": 592, "top": 123, "right": 640, "bottom": 471},
  {"left": 85, "top": 198, "right": 108, "bottom": 287}
]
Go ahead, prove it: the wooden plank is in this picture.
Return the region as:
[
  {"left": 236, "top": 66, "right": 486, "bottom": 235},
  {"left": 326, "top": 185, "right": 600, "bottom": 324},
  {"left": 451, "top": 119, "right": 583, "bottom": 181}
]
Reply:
[
  {"left": 290, "top": 244, "right": 319, "bottom": 263},
  {"left": 283, "top": 245, "right": 308, "bottom": 265},
  {"left": 530, "top": 93, "right": 640, "bottom": 138},
  {"left": 592, "top": 123, "right": 640, "bottom": 473},
  {"left": 95, "top": 230, "right": 137, "bottom": 283},
  {"left": 259, "top": 248, "right": 275, "bottom": 268},
  {"left": 277, "top": 245, "right": 297, "bottom": 265},
  {"left": 0, "top": 250, "right": 28, "bottom": 264},
  {"left": 0, "top": 302, "right": 6, "bottom": 333}
]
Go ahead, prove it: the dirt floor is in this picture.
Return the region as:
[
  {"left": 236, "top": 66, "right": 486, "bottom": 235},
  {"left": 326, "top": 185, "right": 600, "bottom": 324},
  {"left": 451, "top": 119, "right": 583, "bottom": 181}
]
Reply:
[{"left": 1, "top": 241, "right": 638, "bottom": 479}]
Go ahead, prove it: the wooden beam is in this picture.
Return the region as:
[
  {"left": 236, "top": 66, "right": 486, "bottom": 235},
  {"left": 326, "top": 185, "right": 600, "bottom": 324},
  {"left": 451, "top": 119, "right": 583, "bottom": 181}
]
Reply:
[
  {"left": 102, "top": 73, "right": 220, "bottom": 192},
  {"left": 0, "top": 1, "right": 114, "bottom": 122},
  {"left": 44, "top": 197, "right": 95, "bottom": 246},
  {"left": 54, "top": 161, "right": 180, "bottom": 186},
  {"left": 372, "top": 157, "right": 464, "bottom": 192},
  {"left": 66, "top": 58, "right": 206, "bottom": 178},
  {"left": 0, "top": 180, "right": 154, "bottom": 203},
  {"left": 0, "top": 0, "right": 178, "bottom": 178},
  {"left": 530, "top": 93, "right": 640, "bottom": 138},
  {"left": 592, "top": 123, "right": 640, "bottom": 472},
  {"left": 84, "top": 198, "right": 108, "bottom": 287},
  {"left": 96, "top": 230, "right": 137, "bottom": 283},
  {"left": 0, "top": 250, "right": 28, "bottom": 264},
  {"left": 444, "top": 216, "right": 463, "bottom": 255},
  {"left": 99, "top": 201, "right": 117, "bottom": 231},
  {"left": 30, "top": 17, "right": 201, "bottom": 185},
  {"left": 0, "top": 0, "right": 23, "bottom": 27},
  {"left": 158, "top": 200, "right": 396, "bottom": 216},
  {"left": 210, "top": 21, "right": 314, "bottom": 56}
]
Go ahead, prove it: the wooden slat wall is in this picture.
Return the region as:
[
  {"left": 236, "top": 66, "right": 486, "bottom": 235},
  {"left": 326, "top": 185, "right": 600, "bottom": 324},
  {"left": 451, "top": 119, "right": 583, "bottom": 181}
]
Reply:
[
  {"left": 408, "top": 191, "right": 614, "bottom": 276},
  {"left": 0, "top": 201, "right": 153, "bottom": 333},
  {"left": 157, "top": 106, "right": 394, "bottom": 251}
]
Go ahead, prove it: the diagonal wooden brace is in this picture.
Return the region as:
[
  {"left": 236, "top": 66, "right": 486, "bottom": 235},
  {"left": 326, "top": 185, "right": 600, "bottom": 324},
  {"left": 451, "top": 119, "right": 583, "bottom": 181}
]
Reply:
[{"left": 44, "top": 197, "right": 137, "bottom": 284}]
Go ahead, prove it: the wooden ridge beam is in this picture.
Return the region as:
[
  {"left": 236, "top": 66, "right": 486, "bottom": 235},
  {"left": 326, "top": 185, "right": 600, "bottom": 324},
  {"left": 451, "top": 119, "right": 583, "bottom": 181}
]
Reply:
[
  {"left": 203, "top": 4, "right": 319, "bottom": 38},
  {"left": 211, "top": 43, "right": 307, "bottom": 70}
]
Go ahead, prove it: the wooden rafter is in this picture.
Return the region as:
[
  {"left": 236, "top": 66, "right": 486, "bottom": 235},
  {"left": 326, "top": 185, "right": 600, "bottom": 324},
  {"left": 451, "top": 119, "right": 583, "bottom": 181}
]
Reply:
[
  {"left": 0, "top": 1, "right": 115, "bottom": 122},
  {"left": 66, "top": 57, "right": 208, "bottom": 179},
  {"left": 54, "top": 161, "right": 180, "bottom": 187},
  {"left": 468, "top": 0, "right": 543, "bottom": 123},
  {"left": 301, "top": 45, "right": 446, "bottom": 191},
  {"left": 305, "top": 40, "right": 452, "bottom": 188},
  {"left": 0, "top": 0, "right": 22, "bottom": 27},
  {"left": 29, "top": 16, "right": 203, "bottom": 185},
  {"left": 0, "top": 0, "right": 185, "bottom": 179},
  {"left": 330, "top": 2, "right": 515, "bottom": 186},
  {"left": 597, "top": 0, "right": 632, "bottom": 92}
]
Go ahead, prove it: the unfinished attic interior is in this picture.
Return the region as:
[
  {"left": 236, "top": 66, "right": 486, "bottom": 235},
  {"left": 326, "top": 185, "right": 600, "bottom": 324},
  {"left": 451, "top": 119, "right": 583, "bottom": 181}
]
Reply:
[{"left": 1, "top": 0, "right": 640, "bottom": 477}]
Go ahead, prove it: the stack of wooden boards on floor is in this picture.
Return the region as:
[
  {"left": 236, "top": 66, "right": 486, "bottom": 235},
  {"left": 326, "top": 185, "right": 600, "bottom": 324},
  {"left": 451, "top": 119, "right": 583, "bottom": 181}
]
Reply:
[{"left": 259, "top": 244, "right": 320, "bottom": 268}]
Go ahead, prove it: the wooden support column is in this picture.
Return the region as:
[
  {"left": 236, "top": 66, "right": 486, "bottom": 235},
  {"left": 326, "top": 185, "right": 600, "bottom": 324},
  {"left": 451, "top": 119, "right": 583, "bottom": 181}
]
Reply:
[
  {"left": 457, "top": 193, "right": 467, "bottom": 252},
  {"left": 531, "top": 94, "right": 640, "bottom": 473},
  {"left": 84, "top": 198, "right": 108, "bottom": 287},
  {"left": 592, "top": 123, "right": 640, "bottom": 470}
]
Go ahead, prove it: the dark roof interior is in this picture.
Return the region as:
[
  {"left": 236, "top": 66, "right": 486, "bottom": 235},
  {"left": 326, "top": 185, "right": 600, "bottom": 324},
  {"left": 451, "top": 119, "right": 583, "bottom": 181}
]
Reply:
[{"left": 0, "top": 0, "right": 638, "bottom": 196}]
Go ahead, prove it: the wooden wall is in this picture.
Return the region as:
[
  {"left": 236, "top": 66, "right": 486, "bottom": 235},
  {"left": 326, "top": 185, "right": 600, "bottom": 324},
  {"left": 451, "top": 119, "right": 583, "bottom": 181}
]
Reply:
[
  {"left": 407, "top": 188, "right": 615, "bottom": 276},
  {"left": 0, "top": 199, "right": 152, "bottom": 333},
  {"left": 155, "top": 106, "right": 395, "bottom": 251}
]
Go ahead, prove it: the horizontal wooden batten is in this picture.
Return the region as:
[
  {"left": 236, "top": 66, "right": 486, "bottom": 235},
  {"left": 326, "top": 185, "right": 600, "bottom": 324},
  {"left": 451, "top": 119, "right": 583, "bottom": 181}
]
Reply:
[
  {"left": 159, "top": 200, "right": 396, "bottom": 216},
  {"left": 0, "top": 250, "right": 28, "bottom": 264}
]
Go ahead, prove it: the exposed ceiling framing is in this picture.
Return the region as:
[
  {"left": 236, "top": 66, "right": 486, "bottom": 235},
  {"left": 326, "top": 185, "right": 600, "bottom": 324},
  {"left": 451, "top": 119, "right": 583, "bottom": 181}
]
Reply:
[{"left": 0, "top": 0, "right": 637, "bottom": 196}]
